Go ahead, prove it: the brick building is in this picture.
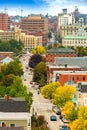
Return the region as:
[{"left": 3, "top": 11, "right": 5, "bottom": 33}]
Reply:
[
  {"left": 47, "top": 65, "right": 83, "bottom": 84},
  {"left": 46, "top": 48, "right": 78, "bottom": 63},
  {"left": 0, "top": 13, "right": 9, "bottom": 31},
  {"left": 0, "top": 52, "right": 13, "bottom": 60},
  {"left": 20, "top": 15, "right": 48, "bottom": 45}
]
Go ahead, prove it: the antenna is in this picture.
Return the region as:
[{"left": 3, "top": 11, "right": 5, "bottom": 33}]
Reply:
[
  {"left": 21, "top": 9, "right": 23, "bottom": 18},
  {"left": 4, "top": 7, "right": 7, "bottom": 14}
]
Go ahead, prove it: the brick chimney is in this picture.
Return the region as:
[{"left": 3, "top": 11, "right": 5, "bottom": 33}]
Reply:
[{"left": 5, "top": 95, "right": 10, "bottom": 101}]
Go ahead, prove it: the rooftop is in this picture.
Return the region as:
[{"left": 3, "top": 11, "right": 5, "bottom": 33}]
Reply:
[
  {"left": 55, "top": 57, "right": 87, "bottom": 70},
  {"left": 0, "top": 97, "right": 27, "bottom": 112},
  {"left": 63, "top": 35, "right": 87, "bottom": 39},
  {"left": 46, "top": 48, "right": 75, "bottom": 53}
]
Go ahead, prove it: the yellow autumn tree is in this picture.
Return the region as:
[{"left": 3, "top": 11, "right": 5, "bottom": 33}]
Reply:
[
  {"left": 62, "top": 101, "right": 75, "bottom": 118},
  {"left": 69, "top": 119, "right": 84, "bottom": 130},
  {"left": 41, "top": 82, "right": 60, "bottom": 99},
  {"left": 32, "top": 46, "right": 46, "bottom": 54},
  {"left": 78, "top": 106, "right": 87, "bottom": 120},
  {"left": 69, "top": 106, "right": 87, "bottom": 130},
  {"left": 52, "top": 85, "right": 76, "bottom": 108}
]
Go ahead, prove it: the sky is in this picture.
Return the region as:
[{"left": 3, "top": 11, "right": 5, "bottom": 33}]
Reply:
[{"left": 0, "top": 0, "right": 87, "bottom": 16}]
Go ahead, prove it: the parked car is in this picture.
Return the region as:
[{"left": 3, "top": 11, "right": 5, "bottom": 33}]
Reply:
[
  {"left": 62, "top": 117, "right": 69, "bottom": 124},
  {"left": 59, "top": 125, "right": 70, "bottom": 130},
  {"left": 59, "top": 114, "right": 64, "bottom": 119},
  {"left": 50, "top": 115, "right": 57, "bottom": 121},
  {"left": 52, "top": 105, "right": 61, "bottom": 115}
]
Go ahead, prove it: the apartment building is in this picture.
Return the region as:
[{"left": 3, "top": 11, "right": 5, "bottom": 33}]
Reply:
[
  {"left": 0, "top": 13, "right": 9, "bottom": 31},
  {"left": 0, "top": 29, "right": 42, "bottom": 50},
  {"left": 20, "top": 15, "right": 48, "bottom": 45},
  {"left": 21, "top": 33, "right": 42, "bottom": 50},
  {"left": 58, "top": 9, "right": 74, "bottom": 29}
]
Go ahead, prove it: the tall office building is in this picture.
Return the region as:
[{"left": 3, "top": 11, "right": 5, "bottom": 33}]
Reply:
[
  {"left": 58, "top": 9, "right": 74, "bottom": 29},
  {"left": 0, "top": 13, "right": 9, "bottom": 31},
  {"left": 20, "top": 15, "right": 48, "bottom": 45}
]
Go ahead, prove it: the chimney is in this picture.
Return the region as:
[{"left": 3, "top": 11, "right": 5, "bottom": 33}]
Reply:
[
  {"left": 65, "top": 64, "right": 67, "bottom": 68},
  {"left": 5, "top": 95, "right": 10, "bottom": 101}
]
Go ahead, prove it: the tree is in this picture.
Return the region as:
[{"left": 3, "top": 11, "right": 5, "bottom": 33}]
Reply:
[
  {"left": 9, "top": 76, "right": 27, "bottom": 97},
  {"left": 41, "top": 82, "right": 60, "bottom": 99},
  {"left": 48, "top": 31, "right": 52, "bottom": 41},
  {"left": 29, "top": 54, "right": 44, "bottom": 68},
  {"left": 52, "top": 85, "right": 76, "bottom": 108},
  {"left": 32, "top": 46, "right": 46, "bottom": 55},
  {"left": 62, "top": 101, "right": 75, "bottom": 119},
  {"left": 25, "top": 92, "right": 33, "bottom": 112},
  {"left": 5, "top": 61, "right": 23, "bottom": 76},
  {"left": 33, "top": 62, "right": 47, "bottom": 86},
  {"left": 69, "top": 106, "right": 87, "bottom": 130},
  {"left": 2, "top": 74, "right": 15, "bottom": 87},
  {"left": 0, "top": 39, "right": 23, "bottom": 55}
]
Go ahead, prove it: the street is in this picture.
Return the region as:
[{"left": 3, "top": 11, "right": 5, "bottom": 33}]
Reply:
[{"left": 20, "top": 53, "right": 64, "bottom": 130}]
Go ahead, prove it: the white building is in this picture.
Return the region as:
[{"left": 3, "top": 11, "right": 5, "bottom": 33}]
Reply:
[
  {"left": 62, "top": 18, "right": 87, "bottom": 47},
  {"left": 58, "top": 9, "right": 74, "bottom": 29}
]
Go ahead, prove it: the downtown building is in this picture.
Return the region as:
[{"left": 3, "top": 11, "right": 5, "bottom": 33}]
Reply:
[
  {"left": 58, "top": 9, "right": 75, "bottom": 29},
  {"left": 0, "top": 29, "right": 42, "bottom": 50},
  {"left": 20, "top": 15, "right": 48, "bottom": 46},
  {"left": 0, "top": 13, "right": 10, "bottom": 31},
  {"left": 62, "top": 18, "right": 87, "bottom": 47}
]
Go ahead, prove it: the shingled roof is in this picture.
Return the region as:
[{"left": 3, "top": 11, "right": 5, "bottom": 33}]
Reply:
[
  {"left": 0, "top": 97, "right": 27, "bottom": 112},
  {"left": 0, "top": 127, "right": 24, "bottom": 130}
]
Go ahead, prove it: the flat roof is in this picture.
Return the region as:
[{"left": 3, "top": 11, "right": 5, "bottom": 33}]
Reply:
[
  {"left": 63, "top": 35, "right": 87, "bottom": 39},
  {"left": 47, "top": 65, "right": 81, "bottom": 69}
]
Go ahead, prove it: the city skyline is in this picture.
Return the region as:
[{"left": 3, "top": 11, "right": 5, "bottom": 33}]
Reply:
[{"left": 0, "top": 0, "right": 87, "bottom": 16}]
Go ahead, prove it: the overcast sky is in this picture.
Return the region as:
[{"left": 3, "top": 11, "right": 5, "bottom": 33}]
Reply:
[{"left": 0, "top": 0, "right": 87, "bottom": 16}]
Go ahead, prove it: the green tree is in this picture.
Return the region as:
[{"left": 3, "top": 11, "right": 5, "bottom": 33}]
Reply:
[
  {"left": 48, "top": 31, "right": 52, "bottom": 41},
  {"left": 2, "top": 74, "right": 15, "bottom": 87},
  {"left": 0, "top": 86, "right": 6, "bottom": 97},
  {"left": 0, "top": 40, "right": 10, "bottom": 51},
  {"left": 78, "top": 46, "right": 87, "bottom": 56},
  {"left": 33, "top": 62, "right": 47, "bottom": 86},
  {"left": 25, "top": 92, "right": 33, "bottom": 112},
  {"left": 9, "top": 76, "right": 26, "bottom": 97},
  {"left": 5, "top": 61, "right": 23, "bottom": 76}
]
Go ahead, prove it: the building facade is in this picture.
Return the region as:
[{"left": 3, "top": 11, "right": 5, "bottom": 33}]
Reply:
[
  {"left": 46, "top": 48, "right": 78, "bottom": 63},
  {"left": 0, "top": 13, "right": 9, "bottom": 31},
  {"left": 0, "top": 29, "right": 42, "bottom": 50},
  {"left": 20, "top": 15, "right": 48, "bottom": 45},
  {"left": 47, "top": 65, "right": 83, "bottom": 83},
  {"left": 58, "top": 9, "right": 74, "bottom": 29},
  {"left": 62, "top": 18, "right": 87, "bottom": 47}
]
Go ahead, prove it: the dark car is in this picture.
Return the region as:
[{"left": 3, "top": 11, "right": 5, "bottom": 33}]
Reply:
[
  {"left": 50, "top": 115, "right": 57, "bottom": 121},
  {"left": 62, "top": 117, "right": 69, "bottom": 124},
  {"left": 59, "top": 114, "right": 64, "bottom": 119},
  {"left": 52, "top": 105, "right": 61, "bottom": 115}
]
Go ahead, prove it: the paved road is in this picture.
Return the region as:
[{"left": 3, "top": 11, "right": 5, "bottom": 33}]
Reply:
[{"left": 21, "top": 53, "right": 64, "bottom": 130}]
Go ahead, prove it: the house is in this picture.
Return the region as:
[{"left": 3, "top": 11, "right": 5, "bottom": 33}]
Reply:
[
  {"left": 1, "top": 57, "right": 13, "bottom": 64},
  {"left": 0, "top": 97, "right": 31, "bottom": 130}
]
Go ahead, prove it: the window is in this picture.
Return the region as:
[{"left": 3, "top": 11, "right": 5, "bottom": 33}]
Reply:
[
  {"left": 1, "top": 122, "right": 6, "bottom": 127},
  {"left": 77, "top": 76, "right": 79, "bottom": 80},
  {"left": 72, "top": 77, "right": 74, "bottom": 81},
  {"left": 83, "top": 76, "right": 85, "bottom": 80},
  {"left": 10, "top": 124, "right": 15, "bottom": 127}
]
